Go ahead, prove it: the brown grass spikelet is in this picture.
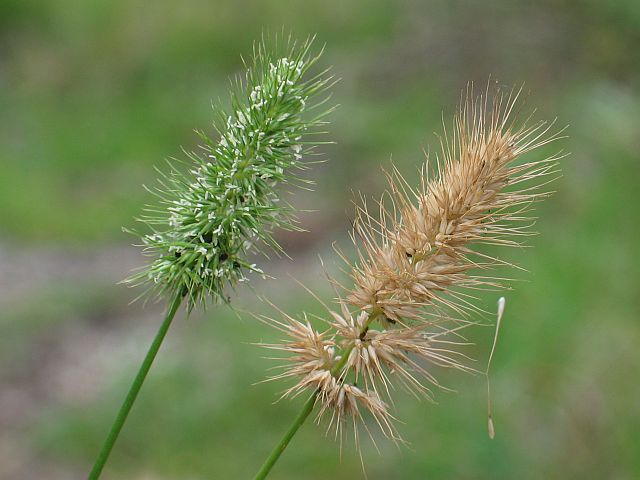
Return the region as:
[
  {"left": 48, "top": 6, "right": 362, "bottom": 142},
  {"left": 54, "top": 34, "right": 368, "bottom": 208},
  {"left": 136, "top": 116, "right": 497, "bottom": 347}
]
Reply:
[
  {"left": 256, "top": 309, "right": 336, "bottom": 400},
  {"left": 348, "top": 85, "right": 564, "bottom": 323},
  {"left": 259, "top": 84, "right": 565, "bottom": 452},
  {"left": 256, "top": 307, "right": 399, "bottom": 448}
]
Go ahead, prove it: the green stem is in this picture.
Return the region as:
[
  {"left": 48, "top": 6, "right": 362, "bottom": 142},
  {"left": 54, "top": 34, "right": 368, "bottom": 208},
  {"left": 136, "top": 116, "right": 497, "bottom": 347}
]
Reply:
[
  {"left": 88, "top": 292, "right": 183, "bottom": 479},
  {"left": 253, "top": 392, "right": 317, "bottom": 480},
  {"left": 253, "top": 311, "right": 380, "bottom": 479}
]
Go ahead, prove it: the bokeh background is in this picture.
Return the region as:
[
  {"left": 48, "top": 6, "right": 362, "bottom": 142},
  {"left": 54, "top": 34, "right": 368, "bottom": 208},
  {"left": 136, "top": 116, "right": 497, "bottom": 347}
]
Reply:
[{"left": 1, "top": 1, "right": 639, "bottom": 479}]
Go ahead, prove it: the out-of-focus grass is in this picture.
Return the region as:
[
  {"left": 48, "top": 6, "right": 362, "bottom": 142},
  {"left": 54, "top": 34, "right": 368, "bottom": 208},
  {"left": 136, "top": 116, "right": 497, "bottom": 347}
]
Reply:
[{"left": 1, "top": 0, "right": 640, "bottom": 478}]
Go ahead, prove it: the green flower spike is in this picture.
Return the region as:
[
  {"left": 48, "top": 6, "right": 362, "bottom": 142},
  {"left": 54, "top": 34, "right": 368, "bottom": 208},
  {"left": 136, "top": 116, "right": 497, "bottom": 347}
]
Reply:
[
  {"left": 128, "top": 36, "right": 335, "bottom": 310},
  {"left": 89, "top": 36, "right": 335, "bottom": 480}
]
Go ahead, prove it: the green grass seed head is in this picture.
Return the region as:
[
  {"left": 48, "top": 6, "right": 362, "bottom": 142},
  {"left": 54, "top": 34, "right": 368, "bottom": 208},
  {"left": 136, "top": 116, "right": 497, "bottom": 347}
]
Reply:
[{"left": 126, "top": 36, "right": 335, "bottom": 310}]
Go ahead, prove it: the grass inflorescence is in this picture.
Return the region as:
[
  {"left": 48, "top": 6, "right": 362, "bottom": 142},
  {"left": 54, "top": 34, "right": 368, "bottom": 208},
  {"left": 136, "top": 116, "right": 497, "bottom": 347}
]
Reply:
[
  {"left": 127, "top": 36, "right": 335, "bottom": 310},
  {"left": 90, "top": 36, "right": 336, "bottom": 480},
  {"left": 258, "top": 85, "right": 565, "bottom": 457}
]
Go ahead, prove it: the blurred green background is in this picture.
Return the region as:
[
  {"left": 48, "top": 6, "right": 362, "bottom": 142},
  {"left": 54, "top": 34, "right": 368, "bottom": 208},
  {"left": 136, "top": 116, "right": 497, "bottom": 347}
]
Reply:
[{"left": 1, "top": 1, "right": 639, "bottom": 479}]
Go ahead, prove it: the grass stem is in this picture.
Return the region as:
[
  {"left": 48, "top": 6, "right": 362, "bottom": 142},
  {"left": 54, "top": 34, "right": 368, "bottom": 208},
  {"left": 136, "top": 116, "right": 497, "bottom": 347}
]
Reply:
[
  {"left": 88, "top": 292, "right": 183, "bottom": 479},
  {"left": 253, "top": 392, "right": 317, "bottom": 480}
]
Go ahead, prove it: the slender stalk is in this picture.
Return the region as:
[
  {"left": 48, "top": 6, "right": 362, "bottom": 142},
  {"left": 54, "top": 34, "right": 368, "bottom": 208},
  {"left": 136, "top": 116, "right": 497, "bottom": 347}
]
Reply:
[
  {"left": 88, "top": 292, "right": 183, "bottom": 479},
  {"left": 253, "top": 312, "right": 379, "bottom": 479},
  {"left": 253, "top": 392, "right": 317, "bottom": 480}
]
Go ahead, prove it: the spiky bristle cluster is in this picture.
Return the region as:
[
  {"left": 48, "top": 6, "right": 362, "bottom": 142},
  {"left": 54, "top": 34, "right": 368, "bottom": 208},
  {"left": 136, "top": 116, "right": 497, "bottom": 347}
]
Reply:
[
  {"left": 127, "top": 37, "right": 334, "bottom": 309},
  {"left": 262, "top": 86, "right": 564, "bottom": 448}
]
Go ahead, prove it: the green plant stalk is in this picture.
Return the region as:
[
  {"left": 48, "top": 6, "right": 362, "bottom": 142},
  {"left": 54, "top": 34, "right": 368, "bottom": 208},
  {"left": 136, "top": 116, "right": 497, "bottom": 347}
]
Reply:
[
  {"left": 253, "top": 311, "right": 380, "bottom": 479},
  {"left": 88, "top": 292, "right": 183, "bottom": 479},
  {"left": 253, "top": 392, "right": 317, "bottom": 480}
]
